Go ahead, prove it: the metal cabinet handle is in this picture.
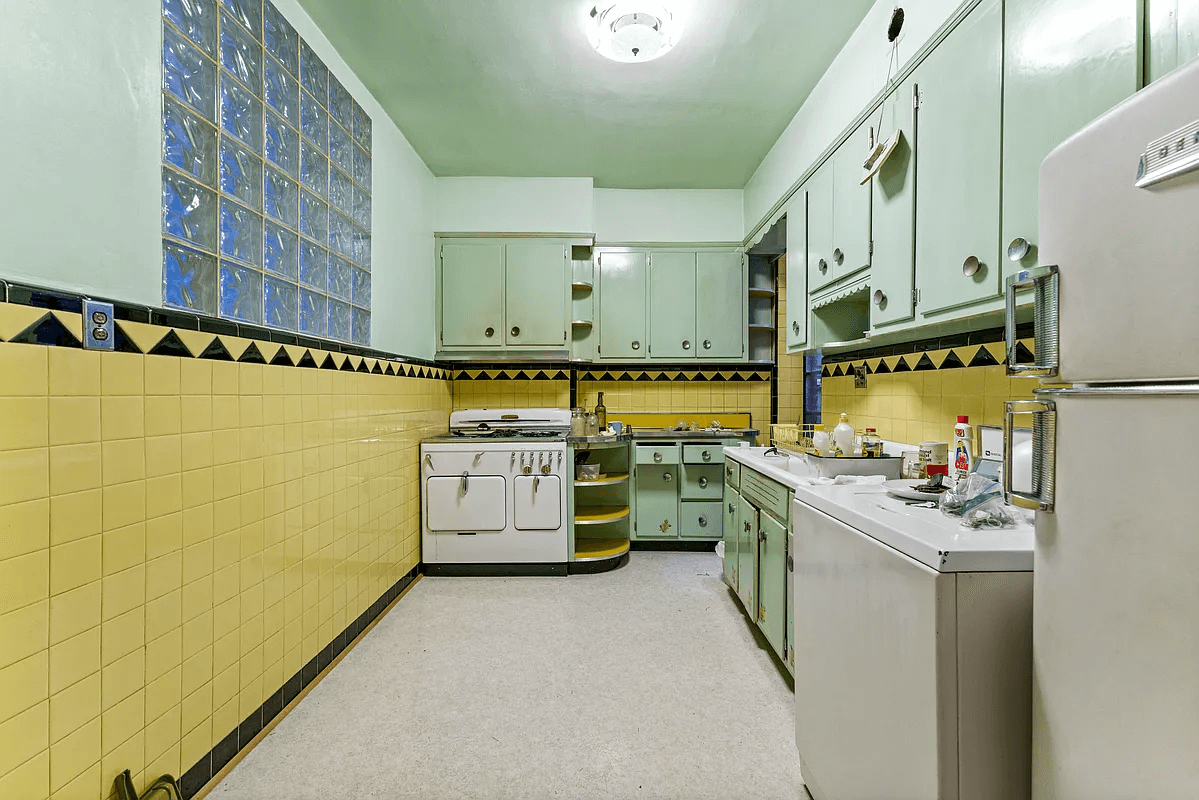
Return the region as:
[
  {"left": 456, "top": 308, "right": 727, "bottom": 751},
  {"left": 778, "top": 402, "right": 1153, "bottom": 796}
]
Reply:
[
  {"left": 484, "top": 327, "right": 494, "bottom": 338},
  {"left": 701, "top": 450, "right": 711, "bottom": 462},
  {"left": 1005, "top": 399, "right": 1056, "bottom": 511},
  {"left": 726, "top": 466, "right": 733, "bottom": 478},
  {"left": 702, "top": 340, "right": 711, "bottom": 350},
  {"left": 872, "top": 289, "right": 886, "bottom": 306},
  {"left": 682, "top": 340, "right": 691, "bottom": 350},
  {"left": 962, "top": 255, "right": 982, "bottom": 277},
  {"left": 728, "top": 503, "right": 735, "bottom": 514},
  {"left": 460, "top": 471, "right": 469, "bottom": 493},
  {"left": 791, "top": 321, "right": 799, "bottom": 334},
  {"left": 833, "top": 248, "right": 844, "bottom": 265},
  {"left": 743, "top": 521, "right": 751, "bottom": 533},
  {"left": 759, "top": 529, "right": 767, "bottom": 542},
  {"left": 653, "top": 451, "right": 663, "bottom": 463},
  {"left": 698, "top": 476, "right": 708, "bottom": 488},
  {"left": 663, "top": 471, "right": 672, "bottom": 483},
  {"left": 631, "top": 340, "right": 640, "bottom": 350},
  {"left": 510, "top": 326, "right": 520, "bottom": 337},
  {"left": 1005, "top": 264, "right": 1059, "bottom": 377},
  {"left": 1007, "top": 237, "right": 1032, "bottom": 262},
  {"left": 818, "top": 258, "right": 828, "bottom": 274},
  {"left": 424, "top": 454, "right": 433, "bottom": 469},
  {"left": 698, "top": 515, "right": 708, "bottom": 528}
]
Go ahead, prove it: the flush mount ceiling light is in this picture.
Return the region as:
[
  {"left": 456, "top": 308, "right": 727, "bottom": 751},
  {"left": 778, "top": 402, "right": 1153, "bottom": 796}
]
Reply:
[{"left": 588, "top": 3, "right": 679, "bottom": 63}]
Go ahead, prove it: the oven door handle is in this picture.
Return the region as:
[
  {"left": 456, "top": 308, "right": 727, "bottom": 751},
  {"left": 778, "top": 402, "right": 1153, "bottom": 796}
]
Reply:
[{"left": 460, "top": 471, "right": 469, "bottom": 494}]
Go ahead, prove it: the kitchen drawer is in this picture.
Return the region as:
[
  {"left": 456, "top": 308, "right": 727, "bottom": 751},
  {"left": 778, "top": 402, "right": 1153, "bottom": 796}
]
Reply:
[
  {"left": 636, "top": 444, "right": 680, "bottom": 465},
  {"left": 724, "top": 459, "right": 741, "bottom": 490},
  {"left": 681, "top": 464, "right": 723, "bottom": 500},
  {"left": 741, "top": 468, "right": 791, "bottom": 524},
  {"left": 683, "top": 444, "right": 723, "bottom": 465},
  {"left": 681, "top": 501, "right": 722, "bottom": 539}
]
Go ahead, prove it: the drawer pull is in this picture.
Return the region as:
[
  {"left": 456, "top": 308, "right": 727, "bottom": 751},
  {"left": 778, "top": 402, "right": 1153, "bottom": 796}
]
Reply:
[
  {"left": 698, "top": 515, "right": 708, "bottom": 528},
  {"left": 728, "top": 503, "right": 735, "bottom": 513},
  {"left": 484, "top": 327, "right": 494, "bottom": 338},
  {"left": 701, "top": 450, "right": 711, "bottom": 462},
  {"left": 663, "top": 471, "right": 673, "bottom": 483},
  {"left": 653, "top": 451, "right": 663, "bottom": 463},
  {"left": 698, "top": 476, "right": 709, "bottom": 488}
]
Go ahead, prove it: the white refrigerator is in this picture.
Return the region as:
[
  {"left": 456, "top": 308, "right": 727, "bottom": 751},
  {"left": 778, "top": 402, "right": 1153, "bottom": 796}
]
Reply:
[{"left": 1005, "top": 58, "right": 1199, "bottom": 799}]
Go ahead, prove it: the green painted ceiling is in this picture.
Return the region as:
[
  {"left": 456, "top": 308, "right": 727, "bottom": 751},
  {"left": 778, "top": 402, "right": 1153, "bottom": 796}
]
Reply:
[{"left": 293, "top": 0, "right": 875, "bottom": 189}]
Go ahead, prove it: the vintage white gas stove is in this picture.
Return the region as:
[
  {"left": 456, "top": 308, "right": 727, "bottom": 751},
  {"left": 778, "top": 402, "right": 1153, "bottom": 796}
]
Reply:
[{"left": 420, "top": 408, "right": 571, "bottom": 575}]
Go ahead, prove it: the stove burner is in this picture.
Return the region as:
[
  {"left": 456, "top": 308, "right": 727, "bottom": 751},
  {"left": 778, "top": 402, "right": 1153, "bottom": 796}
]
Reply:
[{"left": 451, "top": 428, "right": 564, "bottom": 439}]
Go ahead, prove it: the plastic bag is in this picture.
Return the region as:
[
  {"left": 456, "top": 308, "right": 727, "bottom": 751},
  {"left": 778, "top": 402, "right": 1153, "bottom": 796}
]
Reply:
[
  {"left": 715, "top": 541, "right": 725, "bottom": 559},
  {"left": 939, "top": 473, "right": 1021, "bottom": 529}
]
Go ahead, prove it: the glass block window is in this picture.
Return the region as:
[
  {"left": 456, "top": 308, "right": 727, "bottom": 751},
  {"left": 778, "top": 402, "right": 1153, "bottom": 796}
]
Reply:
[{"left": 161, "top": 0, "right": 372, "bottom": 344}]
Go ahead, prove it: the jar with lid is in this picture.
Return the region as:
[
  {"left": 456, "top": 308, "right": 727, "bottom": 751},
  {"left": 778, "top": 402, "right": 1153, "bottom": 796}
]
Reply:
[
  {"left": 585, "top": 412, "right": 599, "bottom": 435},
  {"left": 571, "top": 408, "right": 587, "bottom": 437},
  {"left": 862, "top": 428, "right": 883, "bottom": 458}
]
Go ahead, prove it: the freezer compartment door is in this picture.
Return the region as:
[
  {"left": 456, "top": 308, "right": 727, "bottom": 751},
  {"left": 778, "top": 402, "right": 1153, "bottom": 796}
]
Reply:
[
  {"left": 513, "top": 476, "right": 562, "bottom": 530},
  {"left": 1033, "top": 390, "right": 1199, "bottom": 798},
  {"left": 425, "top": 476, "right": 507, "bottom": 531},
  {"left": 1039, "top": 59, "right": 1199, "bottom": 382}
]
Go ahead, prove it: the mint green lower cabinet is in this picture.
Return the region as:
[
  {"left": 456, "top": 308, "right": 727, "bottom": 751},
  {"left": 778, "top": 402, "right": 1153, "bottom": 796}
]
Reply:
[
  {"left": 681, "top": 463, "right": 722, "bottom": 500},
  {"left": 634, "top": 464, "right": 679, "bottom": 539},
  {"left": 723, "top": 488, "right": 740, "bottom": 590},
  {"left": 696, "top": 251, "right": 745, "bottom": 359},
  {"left": 505, "top": 243, "right": 568, "bottom": 347},
  {"left": 648, "top": 251, "right": 697, "bottom": 359},
  {"left": 440, "top": 243, "right": 503, "bottom": 347},
  {"left": 681, "top": 501, "right": 722, "bottom": 539},
  {"left": 757, "top": 510, "right": 788, "bottom": 660},
  {"left": 786, "top": 528, "right": 795, "bottom": 672},
  {"left": 914, "top": 0, "right": 1003, "bottom": 316},
  {"left": 598, "top": 251, "right": 648, "bottom": 360},
  {"left": 870, "top": 77, "right": 917, "bottom": 329},
  {"left": 736, "top": 494, "right": 758, "bottom": 614},
  {"left": 785, "top": 194, "right": 808, "bottom": 351}
]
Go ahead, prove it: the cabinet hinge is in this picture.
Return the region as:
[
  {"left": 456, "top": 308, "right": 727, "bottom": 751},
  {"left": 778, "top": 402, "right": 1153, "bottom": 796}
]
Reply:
[
  {"left": 913, "top": 87, "right": 923, "bottom": 109},
  {"left": 869, "top": 240, "right": 874, "bottom": 257},
  {"left": 597, "top": 344, "right": 601, "bottom": 354},
  {"left": 912, "top": 288, "right": 921, "bottom": 305}
]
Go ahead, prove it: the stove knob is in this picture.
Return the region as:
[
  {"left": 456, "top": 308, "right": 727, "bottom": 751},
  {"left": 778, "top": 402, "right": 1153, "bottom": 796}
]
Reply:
[
  {"left": 541, "top": 464, "right": 551, "bottom": 475},
  {"left": 523, "top": 465, "right": 532, "bottom": 475}
]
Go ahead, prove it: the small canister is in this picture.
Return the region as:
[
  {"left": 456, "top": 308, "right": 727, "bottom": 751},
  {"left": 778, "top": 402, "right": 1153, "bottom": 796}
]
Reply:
[{"left": 585, "top": 412, "right": 599, "bottom": 435}]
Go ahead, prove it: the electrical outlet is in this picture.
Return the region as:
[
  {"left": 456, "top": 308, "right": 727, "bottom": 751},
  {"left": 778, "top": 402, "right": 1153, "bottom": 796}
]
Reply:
[
  {"left": 83, "top": 300, "right": 115, "bottom": 351},
  {"left": 854, "top": 365, "right": 868, "bottom": 389}
]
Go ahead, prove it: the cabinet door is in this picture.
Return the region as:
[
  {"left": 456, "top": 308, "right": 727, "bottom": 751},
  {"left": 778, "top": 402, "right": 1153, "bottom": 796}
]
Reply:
[
  {"left": 1147, "top": 0, "right": 1199, "bottom": 83},
  {"left": 785, "top": 193, "right": 808, "bottom": 350},
  {"left": 914, "top": 0, "right": 1003, "bottom": 316},
  {"left": 806, "top": 162, "right": 835, "bottom": 293},
  {"left": 757, "top": 510, "right": 787, "bottom": 661},
  {"left": 736, "top": 494, "right": 758, "bottom": 612},
  {"left": 696, "top": 251, "right": 745, "bottom": 359},
  {"left": 870, "top": 78, "right": 917, "bottom": 328},
  {"left": 648, "top": 251, "right": 697, "bottom": 359},
  {"left": 440, "top": 243, "right": 503, "bottom": 347},
  {"left": 723, "top": 488, "right": 739, "bottom": 590},
  {"left": 597, "top": 251, "right": 648, "bottom": 360},
  {"left": 634, "top": 464, "right": 678, "bottom": 539},
  {"left": 831, "top": 123, "right": 872, "bottom": 284},
  {"left": 1002, "top": 0, "right": 1138, "bottom": 278},
  {"left": 505, "top": 243, "right": 567, "bottom": 347}
]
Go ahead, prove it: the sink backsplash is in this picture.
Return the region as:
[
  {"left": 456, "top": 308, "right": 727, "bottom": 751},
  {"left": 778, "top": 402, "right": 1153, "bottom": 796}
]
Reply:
[{"left": 608, "top": 412, "right": 753, "bottom": 431}]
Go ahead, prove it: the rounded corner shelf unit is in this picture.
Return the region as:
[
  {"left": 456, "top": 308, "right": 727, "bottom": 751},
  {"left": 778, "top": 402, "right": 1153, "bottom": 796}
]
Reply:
[
  {"left": 572, "top": 281, "right": 594, "bottom": 291},
  {"left": 748, "top": 323, "right": 776, "bottom": 331},
  {"left": 748, "top": 287, "right": 776, "bottom": 298},
  {"left": 573, "top": 536, "right": 631, "bottom": 562},
  {"left": 573, "top": 472, "right": 629, "bottom": 488},
  {"left": 574, "top": 506, "right": 631, "bottom": 525},
  {"left": 571, "top": 320, "right": 594, "bottom": 328}
]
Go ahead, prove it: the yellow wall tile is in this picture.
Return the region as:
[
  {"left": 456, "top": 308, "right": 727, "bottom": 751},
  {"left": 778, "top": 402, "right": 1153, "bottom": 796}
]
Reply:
[
  {"left": 0, "top": 498, "right": 50, "bottom": 561},
  {"left": 0, "top": 651, "right": 48, "bottom": 725},
  {"left": 47, "top": 397, "right": 99, "bottom": 447},
  {"left": 144, "top": 396, "right": 182, "bottom": 438},
  {"left": 0, "top": 550, "right": 50, "bottom": 615},
  {"left": 143, "top": 357, "right": 180, "bottom": 397},
  {"left": 48, "top": 444, "right": 100, "bottom": 496},
  {"left": 100, "top": 396, "right": 144, "bottom": 441},
  {"left": 0, "top": 701, "right": 49, "bottom": 778},
  {"left": 1, "top": 747, "right": 49, "bottom": 800},
  {"left": 2, "top": 447, "right": 51, "bottom": 505},
  {"left": 100, "top": 691, "right": 143, "bottom": 760},
  {"left": 48, "top": 491, "right": 101, "bottom": 548},
  {"left": 102, "top": 482, "right": 146, "bottom": 533},
  {"left": 101, "top": 438, "right": 145, "bottom": 486},
  {"left": 49, "top": 582, "right": 100, "bottom": 648},
  {"left": 50, "top": 758, "right": 95, "bottom": 800},
  {"left": 100, "top": 353, "right": 145, "bottom": 396},
  {"left": 0, "top": 397, "right": 49, "bottom": 450},
  {"left": 144, "top": 436, "right": 182, "bottom": 481},
  {"left": 49, "top": 672, "right": 98, "bottom": 744},
  {"left": 101, "top": 567, "right": 145, "bottom": 623},
  {"left": 49, "top": 715, "right": 98, "bottom": 794},
  {"left": 49, "top": 537, "right": 101, "bottom": 596},
  {"left": 0, "top": 600, "right": 50, "bottom": 671},
  {"left": 0, "top": 342, "right": 49, "bottom": 396}
]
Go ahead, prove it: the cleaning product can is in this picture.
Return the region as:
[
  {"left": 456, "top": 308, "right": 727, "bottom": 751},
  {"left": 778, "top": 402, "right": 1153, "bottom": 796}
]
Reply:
[{"left": 953, "top": 415, "right": 974, "bottom": 478}]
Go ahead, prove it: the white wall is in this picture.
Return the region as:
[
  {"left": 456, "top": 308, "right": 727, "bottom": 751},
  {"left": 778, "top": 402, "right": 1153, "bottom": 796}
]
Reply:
[
  {"left": 434, "top": 177, "right": 595, "bottom": 233},
  {"left": 0, "top": 0, "right": 437, "bottom": 359},
  {"left": 593, "top": 189, "right": 743, "bottom": 243},
  {"left": 743, "top": 0, "right": 965, "bottom": 236}
]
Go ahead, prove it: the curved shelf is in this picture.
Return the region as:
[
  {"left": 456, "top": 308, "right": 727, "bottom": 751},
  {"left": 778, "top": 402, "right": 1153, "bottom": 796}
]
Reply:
[
  {"left": 574, "top": 472, "right": 630, "bottom": 488},
  {"left": 572, "top": 281, "right": 594, "bottom": 291},
  {"left": 748, "top": 323, "right": 776, "bottom": 331},
  {"left": 748, "top": 288, "right": 776, "bottom": 298},
  {"left": 571, "top": 320, "right": 594, "bottom": 328},
  {"left": 574, "top": 506, "right": 631, "bottom": 525},
  {"left": 574, "top": 536, "right": 631, "bottom": 562}
]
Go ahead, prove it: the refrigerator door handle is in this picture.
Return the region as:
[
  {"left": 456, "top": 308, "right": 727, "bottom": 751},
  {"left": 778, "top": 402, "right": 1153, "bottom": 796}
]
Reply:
[
  {"left": 1005, "top": 399, "right": 1057, "bottom": 512},
  {"left": 1005, "top": 264, "right": 1059, "bottom": 377}
]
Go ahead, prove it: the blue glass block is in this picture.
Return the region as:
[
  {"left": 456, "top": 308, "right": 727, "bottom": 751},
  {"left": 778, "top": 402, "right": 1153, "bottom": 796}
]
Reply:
[
  {"left": 352, "top": 307, "right": 370, "bottom": 345},
  {"left": 352, "top": 101, "right": 371, "bottom": 151},
  {"left": 162, "top": 167, "right": 217, "bottom": 251},
  {"left": 352, "top": 265, "right": 371, "bottom": 309},
  {"left": 300, "top": 142, "right": 329, "bottom": 199},
  {"left": 219, "top": 200, "right": 263, "bottom": 266},
  {"left": 352, "top": 228, "right": 370, "bottom": 270},
  {"left": 263, "top": 166, "right": 299, "bottom": 228},
  {"left": 352, "top": 143, "right": 370, "bottom": 191},
  {"left": 264, "top": 55, "right": 298, "bottom": 127},
  {"left": 163, "top": 239, "right": 218, "bottom": 314},
  {"left": 298, "top": 289, "right": 327, "bottom": 337},
  {"left": 263, "top": 275, "right": 298, "bottom": 330},
  {"left": 328, "top": 73, "right": 352, "bottom": 130},
  {"left": 329, "top": 165, "right": 352, "bottom": 214},
  {"left": 163, "top": 95, "right": 217, "bottom": 187},
  {"left": 299, "top": 240, "right": 327, "bottom": 289},
  {"left": 328, "top": 254, "right": 352, "bottom": 301},
  {"left": 220, "top": 73, "right": 263, "bottom": 153},
  {"left": 163, "top": 0, "right": 217, "bottom": 57},
  {"left": 299, "top": 40, "right": 327, "bottom": 104},
  {"left": 263, "top": 111, "right": 299, "bottom": 177},
  {"left": 329, "top": 210, "right": 354, "bottom": 258},
  {"left": 352, "top": 186, "right": 370, "bottom": 230},
  {"left": 220, "top": 0, "right": 261, "bottom": 39},
  {"left": 219, "top": 9, "right": 261, "bottom": 94},
  {"left": 218, "top": 137, "right": 262, "bottom": 211},
  {"left": 263, "top": 219, "right": 299, "bottom": 280},
  {"left": 263, "top": 1, "right": 298, "bottom": 76},
  {"left": 328, "top": 298, "right": 351, "bottom": 342},
  {"left": 329, "top": 122, "right": 353, "bottom": 175},
  {"left": 219, "top": 260, "right": 264, "bottom": 323},
  {"left": 300, "top": 90, "right": 328, "bottom": 153},
  {"left": 164, "top": 26, "right": 216, "bottom": 121},
  {"left": 299, "top": 191, "right": 328, "bottom": 245}
]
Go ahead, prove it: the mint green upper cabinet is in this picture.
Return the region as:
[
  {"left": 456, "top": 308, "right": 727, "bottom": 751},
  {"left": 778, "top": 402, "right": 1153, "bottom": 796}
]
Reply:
[
  {"left": 441, "top": 243, "right": 503, "bottom": 347},
  {"left": 830, "top": 123, "right": 872, "bottom": 284},
  {"left": 785, "top": 194, "right": 808, "bottom": 351},
  {"left": 598, "top": 251, "right": 648, "bottom": 360},
  {"left": 505, "top": 243, "right": 568, "bottom": 347},
  {"left": 914, "top": 0, "right": 1003, "bottom": 317},
  {"left": 806, "top": 162, "right": 836, "bottom": 293},
  {"left": 1147, "top": 0, "right": 1199, "bottom": 83},
  {"left": 648, "top": 251, "right": 697, "bottom": 359},
  {"left": 870, "top": 77, "right": 918, "bottom": 328},
  {"left": 1003, "top": 0, "right": 1138, "bottom": 277},
  {"left": 696, "top": 251, "right": 745, "bottom": 359}
]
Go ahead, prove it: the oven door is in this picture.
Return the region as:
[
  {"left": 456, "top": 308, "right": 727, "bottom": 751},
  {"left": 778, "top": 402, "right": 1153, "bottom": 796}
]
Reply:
[
  {"left": 513, "top": 475, "right": 561, "bottom": 530},
  {"left": 425, "top": 475, "right": 507, "bottom": 531}
]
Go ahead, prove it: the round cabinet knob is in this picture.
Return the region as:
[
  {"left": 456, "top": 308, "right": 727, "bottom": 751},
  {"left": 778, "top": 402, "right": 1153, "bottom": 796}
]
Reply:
[
  {"left": 701, "top": 450, "right": 711, "bottom": 462},
  {"left": 663, "top": 472, "right": 673, "bottom": 483},
  {"left": 1007, "top": 237, "right": 1032, "bottom": 262},
  {"left": 872, "top": 289, "right": 886, "bottom": 307},
  {"left": 962, "top": 255, "right": 982, "bottom": 277},
  {"left": 818, "top": 258, "right": 828, "bottom": 274},
  {"left": 631, "top": 340, "right": 640, "bottom": 350},
  {"left": 698, "top": 515, "right": 708, "bottom": 528},
  {"left": 510, "top": 326, "right": 520, "bottom": 337},
  {"left": 833, "top": 248, "right": 844, "bottom": 265},
  {"left": 484, "top": 327, "right": 494, "bottom": 338},
  {"left": 791, "top": 321, "right": 799, "bottom": 334},
  {"left": 702, "top": 340, "right": 711, "bottom": 350},
  {"left": 728, "top": 503, "right": 735, "bottom": 513},
  {"left": 698, "top": 476, "right": 709, "bottom": 488},
  {"left": 743, "top": 521, "right": 751, "bottom": 532},
  {"left": 682, "top": 340, "right": 691, "bottom": 350},
  {"left": 653, "top": 451, "right": 663, "bottom": 463}
]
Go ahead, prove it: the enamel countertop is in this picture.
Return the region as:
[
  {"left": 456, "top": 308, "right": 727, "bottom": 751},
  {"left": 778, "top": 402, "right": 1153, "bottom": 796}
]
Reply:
[{"left": 724, "top": 447, "right": 1034, "bottom": 573}]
